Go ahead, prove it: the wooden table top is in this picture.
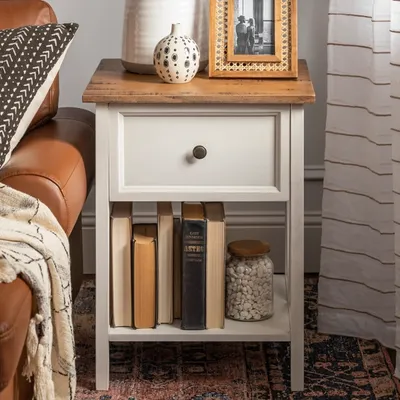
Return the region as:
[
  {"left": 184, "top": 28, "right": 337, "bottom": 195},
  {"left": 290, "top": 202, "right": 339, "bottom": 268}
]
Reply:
[{"left": 82, "top": 59, "right": 316, "bottom": 104}]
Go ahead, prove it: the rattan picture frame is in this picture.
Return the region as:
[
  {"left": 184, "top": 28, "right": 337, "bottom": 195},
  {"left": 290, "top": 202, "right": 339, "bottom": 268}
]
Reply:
[{"left": 209, "top": 0, "right": 298, "bottom": 78}]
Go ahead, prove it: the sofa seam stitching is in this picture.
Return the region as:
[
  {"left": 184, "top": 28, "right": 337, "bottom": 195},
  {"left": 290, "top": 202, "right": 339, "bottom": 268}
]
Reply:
[{"left": 54, "top": 115, "right": 95, "bottom": 133}]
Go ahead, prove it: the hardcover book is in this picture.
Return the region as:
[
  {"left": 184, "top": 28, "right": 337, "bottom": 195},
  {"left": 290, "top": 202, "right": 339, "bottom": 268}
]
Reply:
[{"left": 181, "top": 202, "right": 207, "bottom": 330}]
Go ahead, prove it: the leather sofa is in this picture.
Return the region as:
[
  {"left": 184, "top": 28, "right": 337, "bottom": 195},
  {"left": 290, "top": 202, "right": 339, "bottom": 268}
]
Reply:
[{"left": 0, "top": 1, "right": 95, "bottom": 399}]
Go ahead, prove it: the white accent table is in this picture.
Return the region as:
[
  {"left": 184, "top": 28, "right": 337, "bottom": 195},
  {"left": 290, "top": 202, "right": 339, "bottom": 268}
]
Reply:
[{"left": 82, "top": 58, "right": 315, "bottom": 392}]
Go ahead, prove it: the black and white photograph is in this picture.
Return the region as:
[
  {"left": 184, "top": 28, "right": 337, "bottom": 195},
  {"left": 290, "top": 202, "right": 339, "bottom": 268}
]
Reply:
[{"left": 233, "top": 0, "right": 275, "bottom": 56}]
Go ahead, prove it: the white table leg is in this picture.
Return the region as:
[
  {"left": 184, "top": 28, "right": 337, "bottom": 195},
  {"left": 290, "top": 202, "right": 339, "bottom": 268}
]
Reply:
[
  {"left": 288, "top": 105, "right": 305, "bottom": 391},
  {"left": 285, "top": 201, "right": 291, "bottom": 305},
  {"left": 95, "top": 104, "right": 110, "bottom": 390}
]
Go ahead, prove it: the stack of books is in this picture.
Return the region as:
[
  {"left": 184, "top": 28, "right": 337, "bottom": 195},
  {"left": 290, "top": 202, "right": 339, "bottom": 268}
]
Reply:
[{"left": 110, "top": 202, "right": 226, "bottom": 330}]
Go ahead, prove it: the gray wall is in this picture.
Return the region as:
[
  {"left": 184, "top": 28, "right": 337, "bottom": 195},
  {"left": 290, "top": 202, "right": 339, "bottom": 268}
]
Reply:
[{"left": 47, "top": 0, "right": 329, "bottom": 273}]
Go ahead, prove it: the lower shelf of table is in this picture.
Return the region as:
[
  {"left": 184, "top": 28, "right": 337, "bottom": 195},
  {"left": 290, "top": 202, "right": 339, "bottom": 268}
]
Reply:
[{"left": 109, "top": 275, "right": 290, "bottom": 342}]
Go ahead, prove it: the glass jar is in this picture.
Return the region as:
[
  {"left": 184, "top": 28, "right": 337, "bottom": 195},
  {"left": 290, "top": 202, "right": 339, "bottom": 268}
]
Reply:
[{"left": 225, "top": 240, "right": 274, "bottom": 322}]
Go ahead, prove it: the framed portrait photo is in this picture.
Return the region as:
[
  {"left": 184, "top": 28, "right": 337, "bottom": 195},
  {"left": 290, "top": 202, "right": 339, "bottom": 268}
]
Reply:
[{"left": 209, "top": 0, "right": 298, "bottom": 78}]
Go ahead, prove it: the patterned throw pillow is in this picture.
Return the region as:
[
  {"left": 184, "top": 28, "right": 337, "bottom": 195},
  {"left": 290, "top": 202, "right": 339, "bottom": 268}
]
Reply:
[{"left": 0, "top": 23, "right": 79, "bottom": 169}]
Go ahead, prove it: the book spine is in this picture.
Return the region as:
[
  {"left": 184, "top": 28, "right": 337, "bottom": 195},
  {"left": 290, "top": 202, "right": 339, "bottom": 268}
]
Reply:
[
  {"left": 131, "top": 238, "right": 136, "bottom": 330},
  {"left": 132, "top": 235, "right": 157, "bottom": 329},
  {"left": 173, "top": 218, "right": 182, "bottom": 319},
  {"left": 181, "top": 219, "right": 207, "bottom": 330}
]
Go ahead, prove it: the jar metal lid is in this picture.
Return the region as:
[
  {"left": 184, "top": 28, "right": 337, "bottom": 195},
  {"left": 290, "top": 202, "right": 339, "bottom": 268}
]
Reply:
[{"left": 228, "top": 240, "right": 270, "bottom": 256}]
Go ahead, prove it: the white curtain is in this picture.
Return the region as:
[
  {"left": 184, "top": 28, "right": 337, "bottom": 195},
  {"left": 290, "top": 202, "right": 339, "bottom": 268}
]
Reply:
[{"left": 318, "top": 0, "right": 400, "bottom": 375}]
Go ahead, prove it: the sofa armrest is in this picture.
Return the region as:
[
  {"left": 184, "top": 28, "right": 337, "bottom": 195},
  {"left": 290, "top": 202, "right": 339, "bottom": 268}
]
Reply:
[{"left": 0, "top": 108, "right": 95, "bottom": 235}]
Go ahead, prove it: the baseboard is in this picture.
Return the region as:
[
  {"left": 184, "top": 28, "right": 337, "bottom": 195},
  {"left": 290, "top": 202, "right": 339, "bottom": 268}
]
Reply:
[
  {"left": 304, "top": 164, "right": 324, "bottom": 181},
  {"left": 82, "top": 210, "right": 322, "bottom": 275}
]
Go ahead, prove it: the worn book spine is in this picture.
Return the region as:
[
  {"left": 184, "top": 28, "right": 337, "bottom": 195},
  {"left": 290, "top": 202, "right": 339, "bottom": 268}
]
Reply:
[
  {"left": 132, "top": 228, "right": 157, "bottom": 329},
  {"left": 181, "top": 219, "right": 207, "bottom": 330},
  {"left": 173, "top": 217, "right": 182, "bottom": 319}
]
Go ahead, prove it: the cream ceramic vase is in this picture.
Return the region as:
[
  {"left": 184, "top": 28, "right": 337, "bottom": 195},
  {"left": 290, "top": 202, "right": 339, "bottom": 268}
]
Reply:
[
  {"left": 121, "top": 0, "right": 209, "bottom": 75},
  {"left": 153, "top": 24, "right": 200, "bottom": 84}
]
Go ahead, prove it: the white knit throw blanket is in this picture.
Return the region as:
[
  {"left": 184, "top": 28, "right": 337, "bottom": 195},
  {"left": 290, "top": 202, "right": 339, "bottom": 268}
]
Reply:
[{"left": 0, "top": 184, "right": 75, "bottom": 399}]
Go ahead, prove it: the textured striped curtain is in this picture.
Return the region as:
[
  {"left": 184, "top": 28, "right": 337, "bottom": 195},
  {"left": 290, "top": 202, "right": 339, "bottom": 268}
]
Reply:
[{"left": 318, "top": 0, "right": 400, "bottom": 375}]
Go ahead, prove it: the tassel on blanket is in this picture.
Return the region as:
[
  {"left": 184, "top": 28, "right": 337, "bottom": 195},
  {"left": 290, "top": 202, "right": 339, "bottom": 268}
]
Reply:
[
  {"left": 0, "top": 263, "right": 16, "bottom": 283},
  {"left": 34, "top": 342, "right": 55, "bottom": 399},
  {"left": 23, "top": 314, "right": 42, "bottom": 380},
  {"left": 23, "top": 313, "right": 55, "bottom": 397}
]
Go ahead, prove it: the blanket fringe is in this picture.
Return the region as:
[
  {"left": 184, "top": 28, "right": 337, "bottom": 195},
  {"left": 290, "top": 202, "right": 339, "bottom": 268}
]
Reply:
[
  {"left": 23, "top": 314, "right": 41, "bottom": 379},
  {"left": 34, "top": 343, "right": 55, "bottom": 399},
  {"left": 23, "top": 314, "right": 54, "bottom": 397},
  {"left": 0, "top": 262, "right": 16, "bottom": 283}
]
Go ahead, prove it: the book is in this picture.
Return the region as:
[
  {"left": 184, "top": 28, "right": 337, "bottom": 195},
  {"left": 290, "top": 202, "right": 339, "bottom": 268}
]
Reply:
[
  {"left": 157, "top": 202, "right": 174, "bottom": 324},
  {"left": 173, "top": 217, "right": 182, "bottom": 319},
  {"left": 181, "top": 202, "right": 207, "bottom": 330},
  {"left": 204, "top": 202, "right": 226, "bottom": 329},
  {"left": 132, "top": 224, "right": 157, "bottom": 329},
  {"left": 110, "top": 202, "right": 133, "bottom": 328}
]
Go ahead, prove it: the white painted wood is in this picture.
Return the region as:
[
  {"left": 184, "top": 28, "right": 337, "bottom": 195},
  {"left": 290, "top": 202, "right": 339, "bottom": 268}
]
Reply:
[
  {"left": 122, "top": 115, "right": 276, "bottom": 186},
  {"left": 285, "top": 200, "right": 291, "bottom": 305},
  {"left": 109, "top": 275, "right": 289, "bottom": 342},
  {"left": 94, "top": 101, "right": 306, "bottom": 391},
  {"left": 95, "top": 104, "right": 111, "bottom": 390},
  {"left": 109, "top": 104, "right": 289, "bottom": 202},
  {"left": 288, "top": 105, "right": 305, "bottom": 391},
  {"left": 110, "top": 186, "right": 288, "bottom": 202}
]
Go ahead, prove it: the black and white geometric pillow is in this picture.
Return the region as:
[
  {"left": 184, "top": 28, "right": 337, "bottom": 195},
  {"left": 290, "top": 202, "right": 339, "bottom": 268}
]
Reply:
[{"left": 0, "top": 23, "right": 79, "bottom": 169}]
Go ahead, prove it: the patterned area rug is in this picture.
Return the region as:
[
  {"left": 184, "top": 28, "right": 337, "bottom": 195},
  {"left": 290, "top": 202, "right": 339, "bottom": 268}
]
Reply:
[{"left": 73, "top": 279, "right": 400, "bottom": 399}]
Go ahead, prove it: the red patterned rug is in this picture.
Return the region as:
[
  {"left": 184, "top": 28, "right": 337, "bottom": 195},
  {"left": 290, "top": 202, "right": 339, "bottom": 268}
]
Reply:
[{"left": 73, "top": 278, "right": 400, "bottom": 399}]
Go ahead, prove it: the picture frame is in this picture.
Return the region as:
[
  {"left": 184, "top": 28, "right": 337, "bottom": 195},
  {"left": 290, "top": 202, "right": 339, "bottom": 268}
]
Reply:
[{"left": 209, "top": 0, "right": 298, "bottom": 78}]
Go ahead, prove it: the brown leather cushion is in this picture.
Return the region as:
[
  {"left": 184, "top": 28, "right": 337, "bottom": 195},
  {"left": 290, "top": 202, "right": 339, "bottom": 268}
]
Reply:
[
  {"left": 0, "top": 279, "right": 32, "bottom": 393},
  {"left": 0, "top": 108, "right": 95, "bottom": 235},
  {"left": 0, "top": 0, "right": 59, "bottom": 130}
]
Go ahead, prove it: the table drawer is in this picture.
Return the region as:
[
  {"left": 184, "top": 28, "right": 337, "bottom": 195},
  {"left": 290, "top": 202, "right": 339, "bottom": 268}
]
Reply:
[{"left": 109, "top": 104, "right": 289, "bottom": 202}]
